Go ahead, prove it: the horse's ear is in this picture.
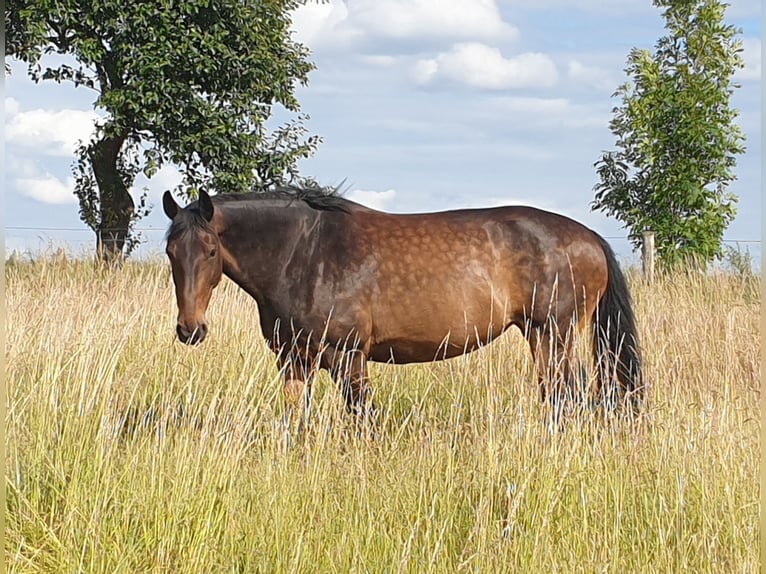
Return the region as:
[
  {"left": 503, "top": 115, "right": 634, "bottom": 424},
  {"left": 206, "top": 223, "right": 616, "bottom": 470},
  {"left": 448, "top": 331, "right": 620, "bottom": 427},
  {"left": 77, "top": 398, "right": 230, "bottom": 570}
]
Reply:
[
  {"left": 199, "top": 190, "right": 214, "bottom": 222},
  {"left": 163, "top": 190, "right": 179, "bottom": 219}
]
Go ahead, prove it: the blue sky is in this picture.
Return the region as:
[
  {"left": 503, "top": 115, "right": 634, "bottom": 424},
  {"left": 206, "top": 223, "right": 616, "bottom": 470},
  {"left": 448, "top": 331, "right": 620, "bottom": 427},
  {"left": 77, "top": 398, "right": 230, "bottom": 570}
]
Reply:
[{"left": 4, "top": 0, "right": 762, "bottom": 263}]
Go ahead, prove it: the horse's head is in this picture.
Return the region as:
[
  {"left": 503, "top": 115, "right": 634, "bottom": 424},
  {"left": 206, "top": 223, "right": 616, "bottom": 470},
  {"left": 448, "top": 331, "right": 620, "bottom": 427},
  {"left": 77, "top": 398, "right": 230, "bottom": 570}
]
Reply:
[{"left": 162, "top": 190, "right": 223, "bottom": 345}]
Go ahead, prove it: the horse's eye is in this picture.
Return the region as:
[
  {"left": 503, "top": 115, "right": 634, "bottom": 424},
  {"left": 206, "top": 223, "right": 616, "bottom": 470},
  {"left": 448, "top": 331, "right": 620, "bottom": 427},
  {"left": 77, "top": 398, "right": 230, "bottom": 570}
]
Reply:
[{"left": 209, "top": 248, "right": 217, "bottom": 258}]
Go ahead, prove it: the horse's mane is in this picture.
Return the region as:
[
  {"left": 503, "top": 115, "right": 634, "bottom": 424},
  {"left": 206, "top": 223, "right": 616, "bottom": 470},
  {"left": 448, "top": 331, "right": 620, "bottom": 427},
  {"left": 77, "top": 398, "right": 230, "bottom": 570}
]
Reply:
[
  {"left": 166, "top": 184, "right": 352, "bottom": 242},
  {"left": 165, "top": 185, "right": 355, "bottom": 241},
  {"left": 213, "top": 184, "right": 352, "bottom": 213}
]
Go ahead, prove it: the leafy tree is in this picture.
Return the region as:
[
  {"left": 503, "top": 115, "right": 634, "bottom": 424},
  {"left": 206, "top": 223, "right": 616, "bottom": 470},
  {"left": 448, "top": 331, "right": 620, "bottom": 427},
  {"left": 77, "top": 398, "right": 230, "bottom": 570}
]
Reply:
[
  {"left": 6, "top": 0, "right": 320, "bottom": 260},
  {"left": 592, "top": 0, "right": 746, "bottom": 269}
]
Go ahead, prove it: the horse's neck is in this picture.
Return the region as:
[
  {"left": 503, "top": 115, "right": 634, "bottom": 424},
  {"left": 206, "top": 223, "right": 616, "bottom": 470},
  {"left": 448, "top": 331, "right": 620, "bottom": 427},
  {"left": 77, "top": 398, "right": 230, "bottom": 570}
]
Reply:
[{"left": 218, "top": 202, "right": 319, "bottom": 297}]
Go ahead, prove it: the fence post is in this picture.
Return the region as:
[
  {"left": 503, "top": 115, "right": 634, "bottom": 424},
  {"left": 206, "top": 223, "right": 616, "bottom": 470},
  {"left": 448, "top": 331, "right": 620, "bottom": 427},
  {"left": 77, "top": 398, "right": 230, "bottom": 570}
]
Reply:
[{"left": 642, "top": 230, "right": 655, "bottom": 284}]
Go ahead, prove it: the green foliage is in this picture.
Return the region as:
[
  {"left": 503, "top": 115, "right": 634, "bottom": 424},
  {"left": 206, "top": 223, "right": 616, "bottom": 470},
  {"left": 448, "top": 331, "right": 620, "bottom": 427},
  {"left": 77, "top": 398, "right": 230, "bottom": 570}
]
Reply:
[
  {"left": 722, "top": 244, "right": 755, "bottom": 279},
  {"left": 592, "top": 0, "right": 746, "bottom": 270},
  {"left": 6, "top": 0, "right": 320, "bottom": 258}
]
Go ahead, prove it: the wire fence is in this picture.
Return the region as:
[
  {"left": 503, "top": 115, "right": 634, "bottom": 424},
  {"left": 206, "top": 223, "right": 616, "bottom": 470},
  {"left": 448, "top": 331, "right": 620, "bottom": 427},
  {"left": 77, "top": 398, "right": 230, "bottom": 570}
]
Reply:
[{"left": 4, "top": 225, "right": 762, "bottom": 270}]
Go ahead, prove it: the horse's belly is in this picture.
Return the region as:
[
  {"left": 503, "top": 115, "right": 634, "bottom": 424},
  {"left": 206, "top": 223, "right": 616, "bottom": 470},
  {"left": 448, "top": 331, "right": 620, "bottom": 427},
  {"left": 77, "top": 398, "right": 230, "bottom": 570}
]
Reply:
[
  {"left": 368, "top": 339, "right": 459, "bottom": 363},
  {"left": 368, "top": 318, "right": 510, "bottom": 364},
  {"left": 366, "top": 283, "right": 521, "bottom": 363}
]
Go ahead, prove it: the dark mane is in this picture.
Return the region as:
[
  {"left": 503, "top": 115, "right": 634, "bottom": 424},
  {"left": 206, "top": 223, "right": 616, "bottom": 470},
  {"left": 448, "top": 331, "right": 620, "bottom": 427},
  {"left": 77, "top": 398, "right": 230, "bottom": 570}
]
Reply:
[
  {"left": 213, "top": 184, "right": 353, "bottom": 213},
  {"left": 166, "top": 184, "right": 352, "bottom": 242}
]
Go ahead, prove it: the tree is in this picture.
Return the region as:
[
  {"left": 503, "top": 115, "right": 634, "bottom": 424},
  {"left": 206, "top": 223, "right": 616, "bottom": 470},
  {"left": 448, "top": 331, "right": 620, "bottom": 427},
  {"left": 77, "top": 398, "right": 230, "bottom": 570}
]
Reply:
[
  {"left": 6, "top": 0, "right": 320, "bottom": 261},
  {"left": 592, "top": 0, "right": 746, "bottom": 269}
]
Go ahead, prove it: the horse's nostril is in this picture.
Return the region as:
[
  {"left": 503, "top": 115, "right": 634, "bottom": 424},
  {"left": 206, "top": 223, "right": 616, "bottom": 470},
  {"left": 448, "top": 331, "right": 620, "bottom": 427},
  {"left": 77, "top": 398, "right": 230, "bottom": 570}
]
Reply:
[
  {"left": 177, "top": 324, "right": 191, "bottom": 342},
  {"left": 176, "top": 323, "right": 207, "bottom": 345}
]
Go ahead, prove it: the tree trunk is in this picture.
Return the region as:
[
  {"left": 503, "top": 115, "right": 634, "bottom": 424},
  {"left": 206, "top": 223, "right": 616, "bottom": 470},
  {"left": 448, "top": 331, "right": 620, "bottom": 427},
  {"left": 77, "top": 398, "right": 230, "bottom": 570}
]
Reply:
[{"left": 89, "top": 134, "right": 134, "bottom": 262}]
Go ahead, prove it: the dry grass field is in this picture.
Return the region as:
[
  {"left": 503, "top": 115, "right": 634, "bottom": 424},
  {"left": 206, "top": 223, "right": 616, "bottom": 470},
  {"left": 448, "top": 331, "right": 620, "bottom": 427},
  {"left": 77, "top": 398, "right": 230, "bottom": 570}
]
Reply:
[{"left": 5, "top": 256, "right": 760, "bottom": 573}]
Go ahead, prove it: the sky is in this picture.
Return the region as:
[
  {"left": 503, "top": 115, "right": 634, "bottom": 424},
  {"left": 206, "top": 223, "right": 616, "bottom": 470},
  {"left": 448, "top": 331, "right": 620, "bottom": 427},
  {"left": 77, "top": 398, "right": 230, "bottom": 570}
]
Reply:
[{"left": 4, "top": 0, "right": 763, "bottom": 264}]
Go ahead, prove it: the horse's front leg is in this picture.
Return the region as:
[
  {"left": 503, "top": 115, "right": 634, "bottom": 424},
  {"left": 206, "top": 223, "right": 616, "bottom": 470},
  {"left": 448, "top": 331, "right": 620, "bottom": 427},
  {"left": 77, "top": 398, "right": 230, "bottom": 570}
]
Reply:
[
  {"left": 330, "top": 349, "right": 377, "bottom": 428},
  {"left": 278, "top": 353, "right": 316, "bottom": 432}
]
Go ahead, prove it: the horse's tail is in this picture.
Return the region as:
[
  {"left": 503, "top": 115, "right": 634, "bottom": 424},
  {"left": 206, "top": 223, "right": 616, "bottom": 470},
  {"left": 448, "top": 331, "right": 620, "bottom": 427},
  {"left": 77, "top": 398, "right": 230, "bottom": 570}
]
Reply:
[{"left": 592, "top": 235, "right": 644, "bottom": 414}]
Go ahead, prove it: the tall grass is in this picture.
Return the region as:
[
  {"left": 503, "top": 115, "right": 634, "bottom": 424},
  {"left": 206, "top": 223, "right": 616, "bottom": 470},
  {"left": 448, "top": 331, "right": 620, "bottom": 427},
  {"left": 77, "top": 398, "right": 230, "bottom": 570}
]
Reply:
[{"left": 5, "top": 258, "right": 760, "bottom": 573}]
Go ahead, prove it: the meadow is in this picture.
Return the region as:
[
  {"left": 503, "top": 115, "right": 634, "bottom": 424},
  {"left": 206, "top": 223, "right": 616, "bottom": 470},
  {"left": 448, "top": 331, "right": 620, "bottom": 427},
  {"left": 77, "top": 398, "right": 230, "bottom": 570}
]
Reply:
[{"left": 5, "top": 256, "right": 761, "bottom": 573}]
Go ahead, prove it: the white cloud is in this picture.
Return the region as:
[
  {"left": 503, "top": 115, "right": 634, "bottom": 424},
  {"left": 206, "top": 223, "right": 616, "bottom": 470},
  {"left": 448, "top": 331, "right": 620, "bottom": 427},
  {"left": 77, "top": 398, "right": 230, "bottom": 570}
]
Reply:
[
  {"left": 132, "top": 163, "right": 184, "bottom": 202},
  {"left": 737, "top": 38, "right": 761, "bottom": 81},
  {"left": 11, "top": 148, "right": 182, "bottom": 207},
  {"left": 567, "top": 60, "right": 615, "bottom": 92},
  {"left": 5, "top": 96, "right": 21, "bottom": 117},
  {"left": 346, "top": 188, "right": 397, "bottom": 210},
  {"left": 17, "top": 174, "right": 77, "bottom": 205},
  {"left": 489, "top": 96, "right": 607, "bottom": 128},
  {"left": 414, "top": 43, "right": 557, "bottom": 90},
  {"left": 412, "top": 59, "right": 440, "bottom": 84},
  {"left": 504, "top": 0, "right": 651, "bottom": 13},
  {"left": 350, "top": 0, "right": 516, "bottom": 42},
  {"left": 291, "top": 1, "right": 359, "bottom": 50},
  {"left": 6, "top": 155, "right": 43, "bottom": 179},
  {"left": 292, "top": 0, "right": 517, "bottom": 51},
  {"left": 360, "top": 55, "right": 399, "bottom": 68},
  {"left": 5, "top": 104, "right": 100, "bottom": 156}
]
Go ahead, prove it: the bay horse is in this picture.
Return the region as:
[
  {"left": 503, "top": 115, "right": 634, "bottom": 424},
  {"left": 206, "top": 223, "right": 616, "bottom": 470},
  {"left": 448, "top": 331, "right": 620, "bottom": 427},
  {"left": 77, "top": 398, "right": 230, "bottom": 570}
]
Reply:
[{"left": 163, "top": 187, "right": 643, "bottom": 422}]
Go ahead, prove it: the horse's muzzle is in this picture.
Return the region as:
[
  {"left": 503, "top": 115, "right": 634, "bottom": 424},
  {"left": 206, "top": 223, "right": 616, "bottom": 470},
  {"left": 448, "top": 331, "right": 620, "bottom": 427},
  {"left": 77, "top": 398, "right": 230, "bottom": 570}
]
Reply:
[{"left": 176, "top": 322, "right": 208, "bottom": 345}]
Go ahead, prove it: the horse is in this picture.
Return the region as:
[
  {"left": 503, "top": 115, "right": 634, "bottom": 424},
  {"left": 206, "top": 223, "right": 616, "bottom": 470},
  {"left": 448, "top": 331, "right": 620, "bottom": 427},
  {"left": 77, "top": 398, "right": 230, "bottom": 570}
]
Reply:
[{"left": 162, "top": 187, "right": 643, "bottom": 423}]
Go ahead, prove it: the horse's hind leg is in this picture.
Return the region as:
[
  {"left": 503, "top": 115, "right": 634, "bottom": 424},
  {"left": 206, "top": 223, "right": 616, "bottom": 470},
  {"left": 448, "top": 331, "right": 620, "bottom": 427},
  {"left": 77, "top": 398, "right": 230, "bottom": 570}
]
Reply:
[{"left": 526, "top": 321, "right": 577, "bottom": 425}]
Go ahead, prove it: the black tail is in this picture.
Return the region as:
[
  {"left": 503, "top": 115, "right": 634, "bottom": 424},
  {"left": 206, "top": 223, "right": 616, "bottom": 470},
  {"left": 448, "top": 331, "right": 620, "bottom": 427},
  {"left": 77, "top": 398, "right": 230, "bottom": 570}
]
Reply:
[{"left": 592, "top": 236, "right": 644, "bottom": 413}]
